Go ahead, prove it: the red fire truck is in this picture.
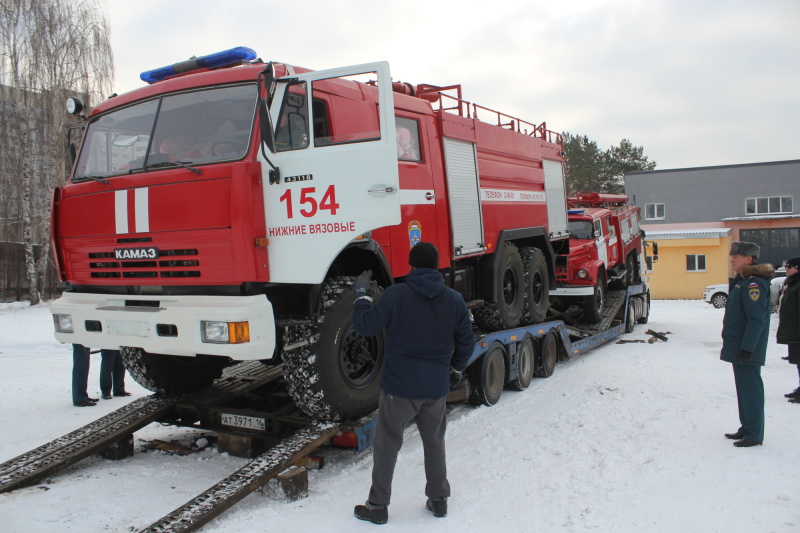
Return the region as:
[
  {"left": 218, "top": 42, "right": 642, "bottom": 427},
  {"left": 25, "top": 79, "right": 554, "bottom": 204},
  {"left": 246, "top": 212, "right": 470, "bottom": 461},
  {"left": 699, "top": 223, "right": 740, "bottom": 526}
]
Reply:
[
  {"left": 50, "top": 47, "right": 569, "bottom": 420},
  {"left": 551, "top": 192, "right": 648, "bottom": 322}
]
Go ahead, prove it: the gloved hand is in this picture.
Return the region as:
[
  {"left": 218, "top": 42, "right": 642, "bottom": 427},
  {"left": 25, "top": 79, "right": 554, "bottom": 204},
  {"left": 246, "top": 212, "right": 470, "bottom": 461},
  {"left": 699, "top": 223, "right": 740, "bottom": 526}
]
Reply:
[
  {"left": 354, "top": 270, "right": 374, "bottom": 299},
  {"left": 738, "top": 350, "right": 752, "bottom": 363},
  {"left": 449, "top": 368, "right": 463, "bottom": 388}
]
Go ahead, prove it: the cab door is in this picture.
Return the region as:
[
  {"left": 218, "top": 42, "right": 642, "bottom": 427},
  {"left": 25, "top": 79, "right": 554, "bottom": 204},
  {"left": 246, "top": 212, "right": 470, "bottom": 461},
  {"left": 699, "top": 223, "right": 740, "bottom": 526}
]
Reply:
[{"left": 258, "top": 62, "right": 400, "bottom": 284}]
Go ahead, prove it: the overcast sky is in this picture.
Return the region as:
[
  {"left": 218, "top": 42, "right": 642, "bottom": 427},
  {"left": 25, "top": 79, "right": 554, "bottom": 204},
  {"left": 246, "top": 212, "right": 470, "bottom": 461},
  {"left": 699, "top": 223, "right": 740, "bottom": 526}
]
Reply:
[{"left": 107, "top": 0, "right": 799, "bottom": 171}]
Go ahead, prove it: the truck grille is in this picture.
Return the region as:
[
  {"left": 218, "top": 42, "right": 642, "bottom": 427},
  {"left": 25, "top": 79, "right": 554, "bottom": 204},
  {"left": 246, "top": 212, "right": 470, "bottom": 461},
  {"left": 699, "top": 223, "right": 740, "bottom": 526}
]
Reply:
[{"left": 88, "top": 249, "right": 200, "bottom": 279}]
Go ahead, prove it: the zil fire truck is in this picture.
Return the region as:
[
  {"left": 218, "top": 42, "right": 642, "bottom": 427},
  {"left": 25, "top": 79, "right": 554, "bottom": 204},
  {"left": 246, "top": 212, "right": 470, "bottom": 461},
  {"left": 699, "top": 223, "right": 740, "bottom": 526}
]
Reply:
[
  {"left": 550, "top": 192, "right": 651, "bottom": 323},
  {"left": 49, "top": 47, "right": 570, "bottom": 421}
]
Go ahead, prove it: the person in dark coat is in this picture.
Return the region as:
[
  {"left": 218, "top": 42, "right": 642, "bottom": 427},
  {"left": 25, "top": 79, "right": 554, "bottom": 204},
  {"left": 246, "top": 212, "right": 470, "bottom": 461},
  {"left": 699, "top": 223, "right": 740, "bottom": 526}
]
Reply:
[
  {"left": 720, "top": 241, "right": 773, "bottom": 447},
  {"left": 99, "top": 349, "right": 131, "bottom": 400},
  {"left": 351, "top": 242, "right": 474, "bottom": 524},
  {"left": 776, "top": 256, "right": 800, "bottom": 402}
]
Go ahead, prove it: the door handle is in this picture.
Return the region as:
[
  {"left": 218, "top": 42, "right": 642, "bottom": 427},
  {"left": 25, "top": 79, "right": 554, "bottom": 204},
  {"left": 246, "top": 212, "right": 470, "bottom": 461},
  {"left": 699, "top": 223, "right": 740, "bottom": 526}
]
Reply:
[{"left": 368, "top": 186, "right": 398, "bottom": 195}]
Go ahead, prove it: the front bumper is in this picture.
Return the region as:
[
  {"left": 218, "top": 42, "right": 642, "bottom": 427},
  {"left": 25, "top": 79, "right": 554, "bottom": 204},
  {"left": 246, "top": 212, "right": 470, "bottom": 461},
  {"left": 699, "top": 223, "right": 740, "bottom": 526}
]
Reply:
[{"left": 51, "top": 292, "right": 276, "bottom": 360}]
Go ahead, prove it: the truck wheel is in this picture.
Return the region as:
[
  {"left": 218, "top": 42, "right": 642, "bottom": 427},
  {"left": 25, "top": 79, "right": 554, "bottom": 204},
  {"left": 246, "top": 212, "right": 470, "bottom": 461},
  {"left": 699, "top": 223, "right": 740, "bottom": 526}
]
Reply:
[
  {"left": 637, "top": 293, "right": 650, "bottom": 324},
  {"left": 282, "top": 277, "right": 385, "bottom": 421},
  {"left": 624, "top": 300, "right": 636, "bottom": 333},
  {"left": 582, "top": 272, "right": 606, "bottom": 323},
  {"left": 508, "top": 336, "right": 534, "bottom": 391},
  {"left": 521, "top": 247, "right": 550, "bottom": 325},
  {"left": 469, "top": 342, "right": 506, "bottom": 406},
  {"left": 625, "top": 255, "right": 636, "bottom": 287},
  {"left": 474, "top": 242, "right": 525, "bottom": 331},
  {"left": 535, "top": 331, "right": 558, "bottom": 378},
  {"left": 120, "top": 347, "right": 229, "bottom": 394}
]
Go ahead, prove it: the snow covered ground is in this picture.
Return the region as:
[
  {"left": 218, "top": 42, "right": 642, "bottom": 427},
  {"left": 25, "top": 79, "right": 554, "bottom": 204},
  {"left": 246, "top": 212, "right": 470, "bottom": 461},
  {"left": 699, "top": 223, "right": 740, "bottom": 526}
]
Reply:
[{"left": 0, "top": 300, "right": 797, "bottom": 533}]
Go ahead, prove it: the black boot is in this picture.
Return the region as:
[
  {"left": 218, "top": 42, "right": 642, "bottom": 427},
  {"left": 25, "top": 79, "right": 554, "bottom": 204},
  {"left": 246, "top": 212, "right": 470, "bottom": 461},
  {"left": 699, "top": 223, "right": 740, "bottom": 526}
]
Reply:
[
  {"left": 784, "top": 387, "right": 800, "bottom": 399},
  {"left": 426, "top": 498, "right": 448, "bottom": 517},
  {"left": 354, "top": 502, "right": 388, "bottom": 525}
]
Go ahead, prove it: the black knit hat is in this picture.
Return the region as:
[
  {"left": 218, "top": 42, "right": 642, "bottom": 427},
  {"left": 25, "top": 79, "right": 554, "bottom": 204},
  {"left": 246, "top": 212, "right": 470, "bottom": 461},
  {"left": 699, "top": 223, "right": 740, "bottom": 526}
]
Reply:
[
  {"left": 730, "top": 241, "right": 760, "bottom": 260},
  {"left": 785, "top": 257, "right": 800, "bottom": 269},
  {"left": 409, "top": 242, "right": 439, "bottom": 269}
]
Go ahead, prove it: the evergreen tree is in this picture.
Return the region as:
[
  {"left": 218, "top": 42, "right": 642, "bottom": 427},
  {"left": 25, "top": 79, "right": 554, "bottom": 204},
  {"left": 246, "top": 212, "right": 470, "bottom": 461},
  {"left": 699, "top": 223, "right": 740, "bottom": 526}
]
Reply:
[{"left": 562, "top": 133, "right": 656, "bottom": 195}]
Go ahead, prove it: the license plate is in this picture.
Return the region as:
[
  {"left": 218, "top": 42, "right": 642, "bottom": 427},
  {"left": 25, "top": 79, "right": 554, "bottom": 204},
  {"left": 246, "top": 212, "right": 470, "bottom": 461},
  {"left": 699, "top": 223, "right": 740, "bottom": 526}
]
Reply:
[{"left": 221, "top": 413, "right": 266, "bottom": 431}]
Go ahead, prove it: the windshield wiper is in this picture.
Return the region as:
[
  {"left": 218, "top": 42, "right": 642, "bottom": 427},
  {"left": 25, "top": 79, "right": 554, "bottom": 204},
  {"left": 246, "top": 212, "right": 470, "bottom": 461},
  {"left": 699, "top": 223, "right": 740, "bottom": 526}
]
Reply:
[
  {"left": 143, "top": 160, "right": 201, "bottom": 175},
  {"left": 76, "top": 174, "right": 110, "bottom": 184}
]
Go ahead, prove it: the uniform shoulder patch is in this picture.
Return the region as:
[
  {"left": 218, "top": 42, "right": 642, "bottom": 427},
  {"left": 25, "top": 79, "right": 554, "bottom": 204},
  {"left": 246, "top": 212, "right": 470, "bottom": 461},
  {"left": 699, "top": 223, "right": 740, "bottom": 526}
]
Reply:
[{"left": 748, "top": 282, "right": 761, "bottom": 301}]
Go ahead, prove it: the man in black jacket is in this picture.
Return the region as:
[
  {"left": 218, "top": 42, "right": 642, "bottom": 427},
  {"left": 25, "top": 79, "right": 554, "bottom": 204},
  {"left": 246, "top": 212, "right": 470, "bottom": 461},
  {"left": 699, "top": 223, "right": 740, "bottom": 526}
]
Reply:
[{"left": 352, "top": 242, "right": 474, "bottom": 525}]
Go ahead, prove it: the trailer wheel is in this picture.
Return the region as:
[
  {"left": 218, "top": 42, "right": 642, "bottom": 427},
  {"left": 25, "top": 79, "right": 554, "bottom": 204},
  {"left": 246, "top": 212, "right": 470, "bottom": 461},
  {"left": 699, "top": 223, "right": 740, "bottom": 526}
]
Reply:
[
  {"left": 508, "top": 336, "right": 535, "bottom": 391},
  {"left": 624, "top": 300, "right": 636, "bottom": 333},
  {"left": 469, "top": 342, "right": 506, "bottom": 406},
  {"left": 581, "top": 271, "right": 606, "bottom": 323},
  {"left": 637, "top": 293, "right": 650, "bottom": 324},
  {"left": 535, "top": 331, "right": 558, "bottom": 378},
  {"left": 474, "top": 243, "right": 525, "bottom": 331},
  {"left": 120, "top": 347, "right": 229, "bottom": 394},
  {"left": 521, "top": 247, "right": 550, "bottom": 325},
  {"left": 282, "top": 277, "right": 385, "bottom": 421}
]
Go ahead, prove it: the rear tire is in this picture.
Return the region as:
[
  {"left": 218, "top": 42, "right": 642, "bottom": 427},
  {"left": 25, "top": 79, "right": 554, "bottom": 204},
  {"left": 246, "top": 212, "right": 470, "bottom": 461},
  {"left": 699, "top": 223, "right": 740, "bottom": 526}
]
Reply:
[
  {"left": 625, "top": 300, "right": 636, "bottom": 333},
  {"left": 535, "top": 332, "right": 558, "bottom": 378},
  {"left": 469, "top": 342, "right": 506, "bottom": 406},
  {"left": 508, "top": 336, "right": 534, "bottom": 391},
  {"left": 282, "top": 278, "right": 385, "bottom": 421},
  {"left": 637, "top": 293, "right": 650, "bottom": 324},
  {"left": 521, "top": 247, "right": 550, "bottom": 325},
  {"left": 474, "top": 243, "right": 525, "bottom": 331},
  {"left": 121, "top": 347, "right": 229, "bottom": 394}
]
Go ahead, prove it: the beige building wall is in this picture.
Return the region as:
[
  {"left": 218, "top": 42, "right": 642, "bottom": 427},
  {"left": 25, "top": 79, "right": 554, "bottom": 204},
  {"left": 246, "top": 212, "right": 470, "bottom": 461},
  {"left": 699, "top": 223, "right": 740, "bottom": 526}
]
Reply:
[{"left": 644, "top": 227, "right": 732, "bottom": 299}]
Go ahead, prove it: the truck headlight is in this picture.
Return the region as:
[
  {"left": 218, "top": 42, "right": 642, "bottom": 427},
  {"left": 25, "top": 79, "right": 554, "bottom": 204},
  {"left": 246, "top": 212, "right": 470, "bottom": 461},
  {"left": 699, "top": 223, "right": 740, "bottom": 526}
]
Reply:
[
  {"left": 201, "top": 321, "right": 250, "bottom": 344},
  {"left": 53, "top": 314, "right": 74, "bottom": 333},
  {"left": 577, "top": 269, "right": 589, "bottom": 279}
]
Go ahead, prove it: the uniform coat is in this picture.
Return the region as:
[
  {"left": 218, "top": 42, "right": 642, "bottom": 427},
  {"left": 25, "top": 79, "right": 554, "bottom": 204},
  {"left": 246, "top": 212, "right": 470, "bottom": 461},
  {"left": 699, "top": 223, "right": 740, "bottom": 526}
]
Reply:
[{"left": 720, "top": 263, "right": 774, "bottom": 365}]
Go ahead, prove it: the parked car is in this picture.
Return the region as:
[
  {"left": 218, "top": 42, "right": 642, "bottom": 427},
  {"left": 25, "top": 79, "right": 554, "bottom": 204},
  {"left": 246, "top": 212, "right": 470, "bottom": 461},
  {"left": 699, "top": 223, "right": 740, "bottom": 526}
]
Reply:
[
  {"left": 702, "top": 268, "right": 786, "bottom": 311},
  {"left": 703, "top": 283, "right": 729, "bottom": 308}
]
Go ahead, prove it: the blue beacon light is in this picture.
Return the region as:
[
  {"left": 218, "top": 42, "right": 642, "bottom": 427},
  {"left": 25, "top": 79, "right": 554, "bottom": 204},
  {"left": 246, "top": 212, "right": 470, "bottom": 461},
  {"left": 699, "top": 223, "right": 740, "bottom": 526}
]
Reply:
[{"left": 140, "top": 46, "right": 257, "bottom": 84}]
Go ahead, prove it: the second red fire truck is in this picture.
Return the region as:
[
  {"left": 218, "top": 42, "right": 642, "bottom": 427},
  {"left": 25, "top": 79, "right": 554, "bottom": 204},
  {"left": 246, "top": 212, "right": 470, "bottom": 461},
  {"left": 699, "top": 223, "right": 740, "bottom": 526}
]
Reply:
[{"left": 551, "top": 192, "right": 650, "bottom": 323}]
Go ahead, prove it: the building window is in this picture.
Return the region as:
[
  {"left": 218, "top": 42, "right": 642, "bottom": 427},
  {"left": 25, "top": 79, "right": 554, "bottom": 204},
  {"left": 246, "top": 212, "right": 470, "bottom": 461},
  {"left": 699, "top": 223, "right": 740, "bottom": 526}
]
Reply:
[
  {"left": 645, "top": 203, "right": 665, "bottom": 220},
  {"left": 745, "top": 196, "right": 792, "bottom": 215},
  {"left": 686, "top": 254, "right": 706, "bottom": 272}
]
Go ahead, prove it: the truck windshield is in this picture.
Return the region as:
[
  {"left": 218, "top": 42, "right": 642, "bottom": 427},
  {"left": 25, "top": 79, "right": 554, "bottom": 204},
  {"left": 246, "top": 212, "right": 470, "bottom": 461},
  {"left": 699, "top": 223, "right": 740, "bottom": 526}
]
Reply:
[
  {"left": 72, "top": 84, "right": 258, "bottom": 181},
  {"left": 569, "top": 220, "right": 595, "bottom": 240}
]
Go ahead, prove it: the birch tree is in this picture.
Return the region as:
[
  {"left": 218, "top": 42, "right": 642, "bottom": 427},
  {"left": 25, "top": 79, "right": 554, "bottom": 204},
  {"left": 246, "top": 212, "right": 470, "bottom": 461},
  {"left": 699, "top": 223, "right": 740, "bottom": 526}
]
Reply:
[{"left": 0, "top": 0, "right": 113, "bottom": 304}]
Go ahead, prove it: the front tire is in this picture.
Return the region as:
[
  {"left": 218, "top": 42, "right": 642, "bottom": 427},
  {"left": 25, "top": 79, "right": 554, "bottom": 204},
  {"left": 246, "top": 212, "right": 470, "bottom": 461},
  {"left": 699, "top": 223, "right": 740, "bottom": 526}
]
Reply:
[
  {"left": 121, "top": 347, "right": 229, "bottom": 394},
  {"left": 582, "top": 271, "right": 606, "bottom": 323},
  {"left": 282, "top": 278, "right": 385, "bottom": 421}
]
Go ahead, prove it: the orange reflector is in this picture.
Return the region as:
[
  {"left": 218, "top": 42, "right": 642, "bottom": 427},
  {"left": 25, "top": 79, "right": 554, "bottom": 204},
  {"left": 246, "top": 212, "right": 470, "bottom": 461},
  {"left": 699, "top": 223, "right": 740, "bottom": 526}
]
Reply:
[
  {"left": 538, "top": 329, "right": 544, "bottom": 334},
  {"left": 481, "top": 342, "right": 487, "bottom": 348},
  {"left": 228, "top": 322, "right": 250, "bottom": 344},
  {"left": 254, "top": 237, "right": 269, "bottom": 247},
  {"left": 510, "top": 335, "right": 517, "bottom": 341}
]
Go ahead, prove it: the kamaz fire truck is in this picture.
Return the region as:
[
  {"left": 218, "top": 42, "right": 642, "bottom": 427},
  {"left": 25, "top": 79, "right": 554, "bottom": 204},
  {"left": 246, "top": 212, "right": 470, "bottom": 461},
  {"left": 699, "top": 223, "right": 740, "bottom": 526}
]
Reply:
[
  {"left": 550, "top": 192, "right": 651, "bottom": 323},
  {"left": 50, "top": 47, "right": 570, "bottom": 421}
]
